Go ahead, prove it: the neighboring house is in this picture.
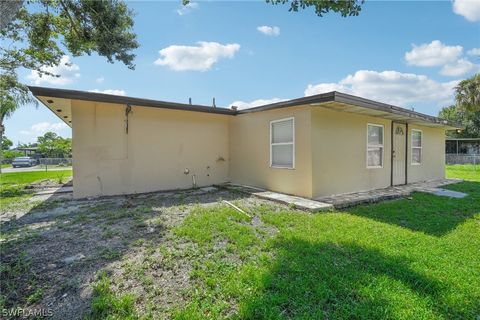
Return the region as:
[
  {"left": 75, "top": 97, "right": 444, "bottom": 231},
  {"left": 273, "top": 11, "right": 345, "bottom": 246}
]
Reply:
[
  {"left": 12, "top": 145, "right": 44, "bottom": 160},
  {"left": 29, "top": 86, "right": 459, "bottom": 199}
]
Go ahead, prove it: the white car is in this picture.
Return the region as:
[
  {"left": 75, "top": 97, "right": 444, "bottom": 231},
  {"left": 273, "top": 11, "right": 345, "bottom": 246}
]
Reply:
[{"left": 12, "top": 156, "right": 37, "bottom": 168}]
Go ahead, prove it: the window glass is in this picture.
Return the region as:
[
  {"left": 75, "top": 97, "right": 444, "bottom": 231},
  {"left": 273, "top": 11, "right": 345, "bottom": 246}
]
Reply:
[
  {"left": 272, "top": 144, "right": 294, "bottom": 167},
  {"left": 367, "top": 124, "right": 383, "bottom": 168},
  {"left": 272, "top": 119, "right": 293, "bottom": 143},
  {"left": 412, "top": 130, "right": 422, "bottom": 148},
  {"left": 271, "top": 118, "right": 294, "bottom": 168},
  {"left": 367, "top": 147, "right": 382, "bottom": 167},
  {"left": 412, "top": 130, "right": 422, "bottom": 164},
  {"left": 368, "top": 125, "right": 383, "bottom": 145},
  {"left": 412, "top": 148, "right": 421, "bottom": 164}
]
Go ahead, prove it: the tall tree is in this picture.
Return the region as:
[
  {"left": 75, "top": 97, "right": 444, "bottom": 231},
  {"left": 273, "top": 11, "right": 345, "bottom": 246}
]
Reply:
[
  {"left": 265, "top": 0, "right": 363, "bottom": 16},
  {"left": 439, "top": 105, "right": 480, "bottom": 138},
  {"left": 183, "top": 0, "right": 363, "bottom": 17},
  {"left": 37, "top": 131, "right": 72, "bottom": 158},
  {"left": 2, "top": 136, "right": 13, "bottom": 150},
  {"left": 0, "top": 0, "right": 139, "bottom": 172},
  {"left": 455, "top": 73, "right": 480, "bottom": 112}
]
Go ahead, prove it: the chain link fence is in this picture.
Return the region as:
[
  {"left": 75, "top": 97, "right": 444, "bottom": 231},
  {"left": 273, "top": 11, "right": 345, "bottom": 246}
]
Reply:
[{"left": 38, "top": 158, "right": 72, "bottom": 171}]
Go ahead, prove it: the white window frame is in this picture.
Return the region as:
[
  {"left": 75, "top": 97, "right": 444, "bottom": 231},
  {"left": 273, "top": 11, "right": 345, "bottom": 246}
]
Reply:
[
  {"left": 411, "top": 129, "right": 423, "bottom": 165},
  {"left": 270, "top": 117, "right": 295, "bottom": 169},
  {"left": 366, "top": 123, "right": 384, "bottom": 169}
]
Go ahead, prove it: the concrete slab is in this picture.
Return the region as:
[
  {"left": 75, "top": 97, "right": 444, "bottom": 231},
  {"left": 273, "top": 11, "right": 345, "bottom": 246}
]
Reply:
[
  {"left": 427, "top": 188, "right": 467, "bottom": 198},
  {"left": 220, "top": 183, "right": 333, "bottom": 212},
  {"left": 34, "top": 186, "right": 73, "bottom": 195},
  {"left": 316, "top": 178, "right": 464, "bottom": 208},
  {"left": 254, "top": 191, "right": 333, "bottom": 212},
  {"left": 222, "top": 179, "right": 463, "bottom": 211}
]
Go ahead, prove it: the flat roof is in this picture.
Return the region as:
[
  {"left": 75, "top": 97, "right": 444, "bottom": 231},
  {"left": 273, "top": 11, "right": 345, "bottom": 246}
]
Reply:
[
  {"left": 28, "top": 86, "right": 460, "bottom": 129},
  {"left": 237, "top": 91, "right": 460, "bottom": 128},
  {"left": 28, "top": 86, "right": 236, "bottom": 116}
]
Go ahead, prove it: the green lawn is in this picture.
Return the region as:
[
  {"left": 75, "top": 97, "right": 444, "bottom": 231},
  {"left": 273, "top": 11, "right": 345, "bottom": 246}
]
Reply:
[
  {"left": 0, "top": 169, "right": 72, "bottom": 209},
  {"left": 1, "top": 163, "right": 11, "bottom": 169},
  {"left": 0, "top": 170, "right": 72, "bottom": 186},
  {"left": 1, "top": 165, "right": 478, "bottom": 319},
  {"left": 167, "top": 165, "right": 479, "bottom": 319},
  {"left": 446, "top": 164, "right": 479, "bottom": 181}
]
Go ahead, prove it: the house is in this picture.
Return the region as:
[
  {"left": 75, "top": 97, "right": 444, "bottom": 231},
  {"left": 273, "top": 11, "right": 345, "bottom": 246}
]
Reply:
[
  {"left": 13, "top": 145, "right": 40, "bottom": 157},
  {"left": 10, "top": 144, "right": 44, "bottom": 162},
  {"left": 29, "top": 86, "right": 459, "bottom": 199}
]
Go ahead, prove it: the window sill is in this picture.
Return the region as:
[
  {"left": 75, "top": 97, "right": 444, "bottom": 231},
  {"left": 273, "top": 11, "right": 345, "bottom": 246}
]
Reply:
[
  {"left": 367, "top": 166, "right": 383, "bottom": 169},
  {"left": 270, "top": 165, "right": 295, "bottom": 170},
  {"left": 411, "top": 163, "right": 422, "bottom": 166}
]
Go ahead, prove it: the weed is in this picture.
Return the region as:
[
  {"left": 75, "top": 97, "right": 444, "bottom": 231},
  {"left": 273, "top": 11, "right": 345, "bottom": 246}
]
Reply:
[
  {"left": 99, "top": 247, "right": 122, "bottom": 260},
  {"left": 56, "top": 172, "right": 66, "bottom": 184},
  {"left": 0, "top": 251, "right": 33, "bottom": 308},
  {"left": 88, "top": 272, "right": 137, "bottom": 319},
  {"left": 26, "top": 288, "right": 43, "bottom": 305}
]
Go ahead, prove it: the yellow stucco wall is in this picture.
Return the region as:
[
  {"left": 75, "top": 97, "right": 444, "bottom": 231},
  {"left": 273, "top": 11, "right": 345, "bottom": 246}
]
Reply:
[
  {"left": 311, "top": 107, "right": 393, "bottom": 198},
  {"left": 310, "top": 107, "right": 446, "bottom": 198},
  {"left": 72, "top": 100, "right": 230, "bottom": 198},
  {"left": 407, "top": 125, "right": 445, "bottom": 183},
  {"left": 71, "top": 100, "right": 446, "bottom": 199},
  {"left": 229, "top": 106, "right": 313, "bottom": 198}
]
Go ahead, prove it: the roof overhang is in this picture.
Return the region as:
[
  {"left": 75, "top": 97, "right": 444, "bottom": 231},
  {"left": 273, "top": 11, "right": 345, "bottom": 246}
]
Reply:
[
  {"left": 28, "top": 86, "right": 237, "bottom": 128},
  {"left": 35, "top": 95, "right": 73, "bottom": 127},
  {"left": 29, "top": 86, "right": 461, "bottom": 130},
  {"left": 237, "top": 91, "right": 461, "bottom": 129}
]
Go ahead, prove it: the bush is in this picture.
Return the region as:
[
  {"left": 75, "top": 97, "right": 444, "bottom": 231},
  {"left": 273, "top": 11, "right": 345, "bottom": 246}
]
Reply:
[{"left": 2, "top": 150, "right": 23, "bottom": 160}]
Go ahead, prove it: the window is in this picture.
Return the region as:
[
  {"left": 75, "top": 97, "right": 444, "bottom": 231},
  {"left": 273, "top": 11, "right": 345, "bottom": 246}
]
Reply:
[
  {"left": 367, "top": 124, "right": 384, "bottom": 168},
  {"left": 411, "top": 129, "right": 422, "bottom": 165},
  {"left": 270, "top": 117, "right": 294, "bottom": 168}
]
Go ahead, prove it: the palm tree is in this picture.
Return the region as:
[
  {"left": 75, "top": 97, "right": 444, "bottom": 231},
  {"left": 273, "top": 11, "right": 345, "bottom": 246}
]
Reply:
[{"left": 455, "top": 73, "right": 480, "bottom": 112}]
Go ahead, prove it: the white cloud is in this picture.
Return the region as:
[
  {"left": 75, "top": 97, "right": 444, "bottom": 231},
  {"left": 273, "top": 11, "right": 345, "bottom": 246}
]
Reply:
[
  {"left": 440, "top": 59, "right": 480, "bottom": 76},
  {"left": 405, "top": 40, "right": 463, "bottom": 67},
  {"left": 88, "top": 89, "right": 126, "bottom": 96},
  {"left": 26, "top": 55, "right": 80, "bottom": 85},
  {"left": 229, "top": 98, "right": 286, "bottom": 110},
  {"left": 304, "top": 70, "right": 459, "bottom": 107},
  {"left": 257, "top": 25, "right": 280, "bottom": 36},
  {"left": 177, "top": 1, "right": 198, "bottom": 15},
  {"left": 404, "top": 40, "right": 479, "bottom": 77},
  {"left": 20, "top": 122, "right": 69, "bottom": 137},
  {"left": 453, "top": 0, "right": 480, "bottom": 22},
  {"left": 467, "top": 48, "right": 480, "bottom": 56},
  {"left": 154, "top": 41, "right": 241, "bottom": 71},
  {"left": 96, "top": 76, "right": 105, "bottom": 83}
]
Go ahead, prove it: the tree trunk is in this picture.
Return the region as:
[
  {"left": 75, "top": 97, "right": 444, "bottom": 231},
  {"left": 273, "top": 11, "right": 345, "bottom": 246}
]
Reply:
[
  {"left": 0, "top": 0, "right": 24, "bottom": 30},
  {"left": 0, "top": 120, "right": 4, "bottom": 174}
]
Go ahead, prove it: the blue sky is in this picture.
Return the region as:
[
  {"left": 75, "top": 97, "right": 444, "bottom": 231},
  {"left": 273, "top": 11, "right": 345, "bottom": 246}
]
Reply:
[{"left": 5, "top": 0, "right": 480, "bottom": 145}]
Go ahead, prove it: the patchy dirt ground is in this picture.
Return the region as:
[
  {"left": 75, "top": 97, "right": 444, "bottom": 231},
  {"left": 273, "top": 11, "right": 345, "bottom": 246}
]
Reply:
[{"left": 0, "top": 186, "right": 281, "bottom": 319}]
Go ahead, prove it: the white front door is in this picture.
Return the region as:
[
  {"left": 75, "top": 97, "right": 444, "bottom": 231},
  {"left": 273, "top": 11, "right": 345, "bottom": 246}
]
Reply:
[{"left": 392, "top": 123, "right": 406, "bottom": 185}]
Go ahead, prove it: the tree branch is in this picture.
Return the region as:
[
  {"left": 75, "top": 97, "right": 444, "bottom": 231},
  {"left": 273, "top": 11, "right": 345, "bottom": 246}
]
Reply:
[{"left": 58, "top": 0, "right": 83, "bottom": 39}]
